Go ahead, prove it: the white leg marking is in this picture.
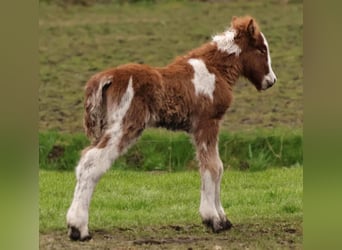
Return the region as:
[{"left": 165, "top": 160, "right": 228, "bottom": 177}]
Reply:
[
  {"left": 200, "top": 170, "right": 220, "bottom": 223},
  {"left": 212, "top": 29, "right": 241, "bottom": 56},
  {"left": 67, "top": 145, "right": 117, "bottom": 239},
  {"left": 67, "top": 77, "right": 135, "bottom": 239},
  {"left": 260, "top": 32, "right": 277, "bottom": 89},
  {"left": 188, "top": 58, "right": 216, "bottom": 101}
]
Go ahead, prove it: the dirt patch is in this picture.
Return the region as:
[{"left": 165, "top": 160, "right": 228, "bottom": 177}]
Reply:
[{"left": 40, "top": 221, "right": 302, "bottom": 249}]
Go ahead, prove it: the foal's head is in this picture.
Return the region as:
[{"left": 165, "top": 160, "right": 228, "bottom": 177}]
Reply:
[{"left": 231, "top": 16, "right": 277, "bottom": 91}]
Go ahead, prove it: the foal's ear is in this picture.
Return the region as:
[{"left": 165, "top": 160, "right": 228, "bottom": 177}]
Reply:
[
  {"left": 231, "top": 16, "right": 238, "bottom": 22},
  {"left": 230, "top": 16, "right": 237, "bottom": 28},
  {"left": 247, "top": 18, "right": 255, "bottom": 38}
]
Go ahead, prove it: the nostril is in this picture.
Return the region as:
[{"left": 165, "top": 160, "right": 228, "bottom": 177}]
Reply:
[{"left": 273, "top": 78, "right": 277, "bottom": 84}]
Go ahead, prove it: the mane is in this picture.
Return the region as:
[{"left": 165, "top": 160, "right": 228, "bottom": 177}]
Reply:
[
  {"left": 211, "top": 29, "right": 241, "bottom": 55},
  {"left": 172, "top": 15, "right": 261, "bottom": 65}
]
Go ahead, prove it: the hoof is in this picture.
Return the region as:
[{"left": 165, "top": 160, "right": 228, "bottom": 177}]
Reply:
[
  {"left": 68, "top": 226, "right": 92, "bottom": 241},
  {"left": 203, "top": 219, "right": 214, "bottom": 230},
  {"left": 69, "top": 226, "right": 80, "bottom": 240},
  {"left": 203, "top": 218, "right": 233, "bottom": 233},
  {"left": 221, "top": 219, "right": 233, "bottom": 231}
]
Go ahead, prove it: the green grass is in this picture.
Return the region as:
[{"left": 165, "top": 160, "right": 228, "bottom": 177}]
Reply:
[
  {"left": 39, "top": 167, "right": 302, "bottom": 231},
  {"left": 39, "top": 129, "right": 302, "bottom": 171},
  {"left": 39, "top": 0, "right": 303, "bottom": 133}
]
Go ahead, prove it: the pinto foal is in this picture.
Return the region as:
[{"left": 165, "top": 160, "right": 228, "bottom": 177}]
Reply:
[{"left": 67, "top": 16, "right": 277, "bottom": 240}]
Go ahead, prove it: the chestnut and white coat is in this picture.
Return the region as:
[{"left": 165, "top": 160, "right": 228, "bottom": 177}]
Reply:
[{"left": 66, "top": 16, "right": 277, "bottom": 240}]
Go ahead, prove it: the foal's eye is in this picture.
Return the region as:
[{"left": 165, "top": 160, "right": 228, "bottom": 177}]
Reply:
[{"left": 259, "top": 48, "right": 267, "bottom": 55}]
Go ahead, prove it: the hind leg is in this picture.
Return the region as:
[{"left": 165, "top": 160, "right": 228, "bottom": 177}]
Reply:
[
  {"left": 66, "top": 134, "right": 121, "bottom": 241},
  {"left": 66, "top": 102, "right": 148, "bottom": 240}
]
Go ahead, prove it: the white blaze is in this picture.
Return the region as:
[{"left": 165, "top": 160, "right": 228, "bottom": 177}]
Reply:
[{"left": 260, "top": 32, "right": 277, "bottom": 89}]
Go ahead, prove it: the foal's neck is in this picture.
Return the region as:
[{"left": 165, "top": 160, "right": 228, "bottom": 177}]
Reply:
[{"left": 185, "top": 42, "right": 242, "bottom": 87}]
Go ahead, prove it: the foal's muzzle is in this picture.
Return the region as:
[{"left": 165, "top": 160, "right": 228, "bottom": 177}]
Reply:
[{"left": 261, "top": 72, "right": 277, "bottom": 90}]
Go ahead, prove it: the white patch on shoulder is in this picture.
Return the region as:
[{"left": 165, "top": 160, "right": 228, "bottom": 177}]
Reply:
[
  {"left": 188, "top": 58, "right": 216, "bottom": 101},
  {"left": 212, "top": 29, "right": 241, "bottom": 56}
]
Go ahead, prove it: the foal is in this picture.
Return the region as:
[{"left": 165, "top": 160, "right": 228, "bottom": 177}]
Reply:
[{"left": 67, "top": 15, "right": 277, "bottom": 240}]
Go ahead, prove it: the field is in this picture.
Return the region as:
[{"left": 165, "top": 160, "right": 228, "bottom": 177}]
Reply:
[
  {"left": 39, "top": 0, "right": 303, "bottom": 249},
  {"left": 40, "top": 168, "right": 303, "bottom": 249}
]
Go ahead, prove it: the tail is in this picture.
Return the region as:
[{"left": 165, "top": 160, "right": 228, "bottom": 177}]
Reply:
[{"left": 83, "top": 74, "right": 113, "bottom": 144}]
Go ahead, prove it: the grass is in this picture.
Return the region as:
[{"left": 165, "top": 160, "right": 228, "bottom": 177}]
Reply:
[
  {"left": 39, "top": 167, "right": 302, "bottom": 248},
  {"left": 39, "top": 129, "right": 302, "bottom": 171},
  {"left": 39, "top": 0, "right": 303, "bottom": 134},
  {"left": 40, "top": 167, "right": 302, "bottom": 230}
]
